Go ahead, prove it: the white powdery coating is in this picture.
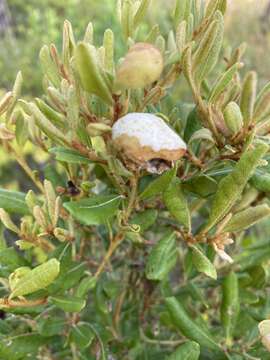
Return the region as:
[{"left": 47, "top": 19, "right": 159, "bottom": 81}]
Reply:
[{"left": 112, "top": 113, "right": 186, "bottom": 152}]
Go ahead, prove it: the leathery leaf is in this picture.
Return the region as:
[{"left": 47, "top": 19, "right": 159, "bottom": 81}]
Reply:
[
  {"left": 145, "top": 231, "right": 177, "bottom": 281},
  {"left": 167, "top": 341, "right": 200, "bottom": 360},
  {"left": 224, "top": 204, "right": 270, "bottom": 233},
  {"left": 163, "top": 178, "right": 191, "bottom": 231},
  {"left": 165, "top": 297, "right": 221, "bottom": 352},
  {"left": 191, "top": 245, "right": 217, "bottom": 279},
  {"left": 220, "top": 271, "right": 239, "bottom": 344},
  {"left": 64, "top": 194, "right": 123, "bottom": 225},
  {"left": 204, "top": 142, "right": 268, "bottom": 232},
  {"left": 75, "top": 42, "right": 113, "bottom": 105}
]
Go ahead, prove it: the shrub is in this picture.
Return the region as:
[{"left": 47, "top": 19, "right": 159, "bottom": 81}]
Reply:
[{"left": 1, "top": 0, "right": 270, "bottom": 359}]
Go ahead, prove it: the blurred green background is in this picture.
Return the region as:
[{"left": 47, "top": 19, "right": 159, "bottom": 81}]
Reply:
[{"left": 1, "top": 0, "right": 270, "bottom": 95}]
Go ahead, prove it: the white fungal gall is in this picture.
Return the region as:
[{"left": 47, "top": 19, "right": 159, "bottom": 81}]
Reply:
[
  {"left": 114, "top": 43, "right": 163, "bottom": 90},
  {"left": 112, "top": 113, "right": 187, "bottom": 164}
]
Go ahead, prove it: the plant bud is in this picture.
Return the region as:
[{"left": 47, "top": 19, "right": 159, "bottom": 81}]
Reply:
[
  {"left": 112, "top": 113, "right": 186, "bottom": 171},
  {"left": 223, "top": 101, "right": 243, "bottom": 135},
  {"left": 114, "top": 43, "right": 163, "bottom": 90}
]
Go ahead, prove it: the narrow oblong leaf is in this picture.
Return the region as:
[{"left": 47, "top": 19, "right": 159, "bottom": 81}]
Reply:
[
  {"left": 163, "top": 178, "right": 191, "bottom": 231},
  {"left": 174, "top": 0, "right": 191, "bottom": 27},
  {"left": 165, "top": 297, "right": 221, "bottom": 352},
  {"left": 254, "top": 81, "right": 270, "bottom": 122},
  {"left": 83, "top": 22, "right": 93, "bottom": 43},
  {"left": 205, "top": 142, "right": 268, "bottom": 232},
  {"left": 220, "top": 272, "right": 239, "bottom": 343},
  {"left": 64, "top": 194, "right": 123, "bottom": 225},
  {"left": 121, "top": 0, "right": 134, "bottom": 39},
  {"left": 191, "top": 245, "right": 217, "bottom": 279},
  {"left": 224, "top": 204, "right": 270, "bottom": 232},
  {"left": 75, "top": 276, "right": 97, "bottom": 298},
  {"left": 140, "top": 167, "right": 177, "bottom": 200},
  {"left": 49, "top": 147, "right": 92, "bottom": 164},
  {"left": 145, "top": 231, "right": 177, "bottom": 281},
  {"left": 240, "top": 71, "right": 257, "bottom": 126},
  {"left": 10, "top": 258, "right": 60, "bottom": 299},
  {"left": 167, "top": 341, "right": 200, "bottom": 360},
  {"left": 205, "top": 0, "right": 227, "bottom": 18},
  {"left": 39, "top": 45, "right": 60, "bottom": 87},
  {"left": 103, "top": 29, "right": 114, "bottom": 74},
  {"left": 75, "top": 42, "right": 113, "bottom": 105},
  {"left": 176, "top": 20, "right": 187, "bottom": 52},
  {"left": 133, "top": 0, "right": 151, "bottom": 29},
  {"left": 49, "top": 295, "right": 86, "bottom": 313},
  {"left": 251, "top": 170, "right": 270, "bottom": 192},
  {"left": 0, "top": 189, "right": 29, "bottom": 215},
  {"left": 193, "top": 11, "right": 224, "bottom": 85},
  {"left": 27, "top": 103, "right": 70, "bottom": 146},
  {"left": 209, "top": 63, "right": 241, "bottom": 103},
  {"left": 70, "top": 322, "right": 95, "bottom": 349}
]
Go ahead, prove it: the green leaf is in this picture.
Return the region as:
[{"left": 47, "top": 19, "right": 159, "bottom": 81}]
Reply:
[
  {"left": 121, "top": 0, "right": 134, "bottom": 39},
  {"left": 0, "top": 189, "right": 29, "bottom": 215},
  {"left": 165, "top": 297, "right": 221, "bottom": 352},
  {"left": 0, "top": 334, "right": 48, "bottom": 360},
  {"left": 209, "top": 63, "right": 241, "bottom": 103},
  {"left": 10, "top": 258, "right": 60, "bottom": 299},
  {"left": 167, "top": 341, "right": 200, "bottom": 360},
  {"left": 251, "top": 170, "right": 270, "bottom": 192},
  {"left": 27, "top": 102, "right": 70, "bottom": 146},
  {"left": 205, "top": 142, "right": 268, "bottom": 232},
  {"left": 64, "top": 194, "right": 123, "bottom": 225},
  {"left": 15, "top": 110, "right": 28, "bottom": 147},
  {"left": 163, "top": 178, "right": 191, "bottom": 231},
  {"left": 133, "top": 0, "right": 151, "bottom": 29},
  {"left": 49, "top": 295, "right": 86, "bottom": 312},
  {"left": 140, "top": 167, "right": 177, "bottom": 200},
  {"left": 0, "top": 248, "right": 27, "bottom": 270},
  {"left": 184, "top": 107, "right": 201, "bottom": 143},
  {"left": 183, "top": 175, "right": 217, "bottom": 198},
  {"left": 49, "top": 147, "right": 92, "bottom": 164},
  {"left": 205, "top": 0, "right": 227, "bottom": 18},
  {"left": 240, "top": 71, "right": 257, "bottom": 126},
  {"left": 103, "top": 29, "right": 115, "bottom": 74},
  {"left": 39, "top": 45, "right": 60, "bottom": 87},
  {"left": 221, "top": 272, "right": 239, "bottom": 344},
  {"left": 37, "top": 316, "right": 66, "bottom": 337},
  {"left": 191, "top": 245, "right": 217, "bottom": 279},
  {"left": 254, "top": 81, "right": 270, "bottom": 122},
  {"left": 75, "top": 276, "right": 97, "bottom": 298},
  {"left": 145, "top": 231, "right": 177, "bottom": 281},
  {"left": 174, "top": 0, "right": 192, "bottom": 27},
  {"left": 75, "top": 42, "right": 113, "bottom": 105},
  {"left": 224, "top": 204, "right": 270, "bottom": 232},
  {"left": 35, "top": 98, "right": 65, "bottom": 129},
  {"left": 70, "top": 322, "right": 95, "bottom": 349},
  {"left": 130, "top": 209, "right": 158, "bottom": 233},
  {"left": 193, "top": 11, "right": 224, "bottom": 85}
]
